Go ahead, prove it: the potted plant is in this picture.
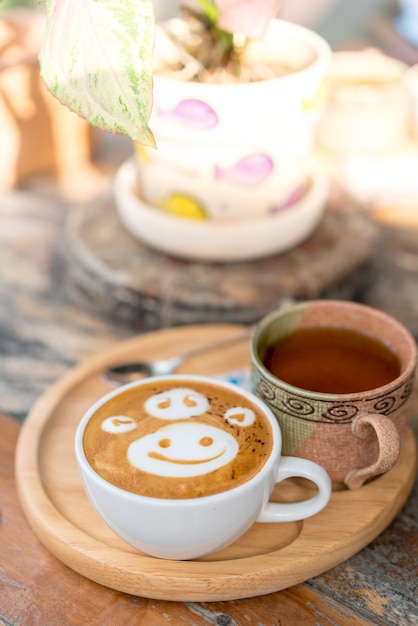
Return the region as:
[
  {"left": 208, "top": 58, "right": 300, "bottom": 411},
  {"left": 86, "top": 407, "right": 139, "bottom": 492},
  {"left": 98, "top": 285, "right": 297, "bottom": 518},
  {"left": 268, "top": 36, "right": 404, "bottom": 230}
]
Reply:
[{"left": 39, "top": 1, "right": 332, "bottom": 260}]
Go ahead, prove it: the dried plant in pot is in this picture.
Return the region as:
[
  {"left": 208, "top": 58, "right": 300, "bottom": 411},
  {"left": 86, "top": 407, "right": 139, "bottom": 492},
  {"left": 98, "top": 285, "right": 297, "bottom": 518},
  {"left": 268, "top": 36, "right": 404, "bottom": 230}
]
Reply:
[{"left": 39, "top": 0, "right": 332, "bottom": 260}]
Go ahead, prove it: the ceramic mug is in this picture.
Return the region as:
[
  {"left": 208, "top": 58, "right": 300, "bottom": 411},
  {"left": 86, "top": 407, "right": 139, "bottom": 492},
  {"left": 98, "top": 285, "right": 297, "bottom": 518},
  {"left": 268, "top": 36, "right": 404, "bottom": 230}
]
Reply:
[
  {"left": 250, "top": 300, "right": 417, "bottom": 490},
  {"left": 75, "top": 374, "right": 331, "bottom": 560}
]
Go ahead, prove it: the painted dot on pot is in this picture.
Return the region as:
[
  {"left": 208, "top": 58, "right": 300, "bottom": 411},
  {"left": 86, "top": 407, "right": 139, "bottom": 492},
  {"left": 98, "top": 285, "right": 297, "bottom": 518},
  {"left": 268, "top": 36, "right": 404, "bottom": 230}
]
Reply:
[{"left": 158, "top": 99, "right": 219, "bottom": 130}]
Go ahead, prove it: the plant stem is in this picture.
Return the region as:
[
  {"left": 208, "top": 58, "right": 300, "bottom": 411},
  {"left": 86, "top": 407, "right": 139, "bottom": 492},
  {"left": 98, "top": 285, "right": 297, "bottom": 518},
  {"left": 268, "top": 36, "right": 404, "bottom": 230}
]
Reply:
[{"left": 194, "top": 0, "right": 219, "bottom": 25}]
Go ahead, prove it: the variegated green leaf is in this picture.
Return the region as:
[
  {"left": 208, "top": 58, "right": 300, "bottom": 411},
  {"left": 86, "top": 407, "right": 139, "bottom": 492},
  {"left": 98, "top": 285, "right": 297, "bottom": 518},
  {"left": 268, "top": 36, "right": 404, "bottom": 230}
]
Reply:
[{"left": 39, "top": 0, "right": 156, "bottom": 146}]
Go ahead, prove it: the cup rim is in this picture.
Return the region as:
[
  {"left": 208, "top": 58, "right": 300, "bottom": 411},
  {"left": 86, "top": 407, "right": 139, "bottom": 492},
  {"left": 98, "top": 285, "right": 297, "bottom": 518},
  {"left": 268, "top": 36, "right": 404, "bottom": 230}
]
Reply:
[
  {"left": 250, "top": 299, "right": 418, "bottom": 401},
  {"left": 74, "top": 374, "right": 282, "bottom": 506}
]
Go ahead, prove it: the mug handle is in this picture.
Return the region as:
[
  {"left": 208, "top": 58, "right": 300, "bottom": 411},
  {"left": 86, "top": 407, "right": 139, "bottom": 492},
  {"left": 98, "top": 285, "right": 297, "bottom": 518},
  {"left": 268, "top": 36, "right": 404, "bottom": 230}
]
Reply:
[
  {"left": 256, "top": 457, "right": 331, "bottom": 523},
  {"left": 344, "top": 413, "right": 401, "bottom": 490}
]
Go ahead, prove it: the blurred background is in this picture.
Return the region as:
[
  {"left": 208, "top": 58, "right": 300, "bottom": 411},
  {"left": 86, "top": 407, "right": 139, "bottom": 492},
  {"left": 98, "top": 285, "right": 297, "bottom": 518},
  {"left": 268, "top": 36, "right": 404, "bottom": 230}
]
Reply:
[
  {"left": 1, "top": 0, "right": 417, "bottom": 194},
  {"left": 1, "top": 0, "right": 418, "bottom": 419}
]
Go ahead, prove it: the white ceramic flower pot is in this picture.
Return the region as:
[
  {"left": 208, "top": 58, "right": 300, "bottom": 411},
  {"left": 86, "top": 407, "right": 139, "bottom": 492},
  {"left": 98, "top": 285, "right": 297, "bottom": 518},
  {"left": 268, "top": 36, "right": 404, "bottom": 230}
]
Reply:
[
  {"left": 114, "top": 157, "right": 329, "bottom": 262},
  {"left": 134, "top": 19, "right": 332, "bottom": 222}
]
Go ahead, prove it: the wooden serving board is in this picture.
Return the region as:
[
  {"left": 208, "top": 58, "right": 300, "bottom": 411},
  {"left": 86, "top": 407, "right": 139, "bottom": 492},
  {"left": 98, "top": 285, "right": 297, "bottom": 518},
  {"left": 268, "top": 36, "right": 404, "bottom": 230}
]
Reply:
[{"left": 15, "top": 324, "right": 417, "bottom": 602}]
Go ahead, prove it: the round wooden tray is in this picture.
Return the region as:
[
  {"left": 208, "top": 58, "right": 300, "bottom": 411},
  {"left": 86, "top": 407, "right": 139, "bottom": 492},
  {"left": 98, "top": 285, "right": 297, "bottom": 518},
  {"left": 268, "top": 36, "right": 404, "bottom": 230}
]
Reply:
[{"left": 15, "top": 324, "right": 417, "bottom": 602}]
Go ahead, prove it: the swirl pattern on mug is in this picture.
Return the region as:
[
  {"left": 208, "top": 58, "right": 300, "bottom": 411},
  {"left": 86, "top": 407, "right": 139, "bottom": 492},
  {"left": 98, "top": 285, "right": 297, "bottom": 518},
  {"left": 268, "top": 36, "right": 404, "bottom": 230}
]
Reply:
[
  {"left": 254, "top": 372, "right": 415, "bottom": 424},
  {"left": 321, "top": 404, "right": 359, "bottom": 424}
]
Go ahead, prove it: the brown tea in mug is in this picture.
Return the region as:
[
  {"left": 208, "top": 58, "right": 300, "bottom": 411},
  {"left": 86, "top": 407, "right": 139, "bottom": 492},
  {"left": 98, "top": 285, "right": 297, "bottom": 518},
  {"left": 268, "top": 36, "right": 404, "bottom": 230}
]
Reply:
[{"left": 263, "top": 326, "right": 401, "bottom": 394}]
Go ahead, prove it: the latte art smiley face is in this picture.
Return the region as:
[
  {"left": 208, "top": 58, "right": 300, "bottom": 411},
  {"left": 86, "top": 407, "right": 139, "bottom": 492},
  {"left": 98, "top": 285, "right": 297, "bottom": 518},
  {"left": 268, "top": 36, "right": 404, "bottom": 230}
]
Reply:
[
  {"left": 83, "top": 380, "right": 273, "bottom": 499},
  {"left": 128, "top": 422, "right": 239, "bottom": 477}
]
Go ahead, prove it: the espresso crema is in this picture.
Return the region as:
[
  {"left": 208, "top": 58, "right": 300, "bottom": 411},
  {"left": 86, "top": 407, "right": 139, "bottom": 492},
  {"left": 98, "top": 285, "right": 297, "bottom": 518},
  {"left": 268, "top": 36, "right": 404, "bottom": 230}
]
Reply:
[{"left": 83, "top": 379, "right": 273, "bottom": 499}]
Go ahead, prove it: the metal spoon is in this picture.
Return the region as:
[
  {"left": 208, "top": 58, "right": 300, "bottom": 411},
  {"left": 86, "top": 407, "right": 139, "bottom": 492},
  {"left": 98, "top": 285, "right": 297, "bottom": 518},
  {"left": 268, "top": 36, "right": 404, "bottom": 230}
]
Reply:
[{"left": 102, "top": 326, "right": 254, "bottom": 386}]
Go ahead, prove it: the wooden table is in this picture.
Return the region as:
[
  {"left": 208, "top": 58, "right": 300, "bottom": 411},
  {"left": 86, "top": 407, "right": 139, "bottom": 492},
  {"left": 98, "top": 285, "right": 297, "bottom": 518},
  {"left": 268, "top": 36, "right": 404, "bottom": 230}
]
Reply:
[{"left": 0, "top": 175, "right": 417, "bottom": 625}]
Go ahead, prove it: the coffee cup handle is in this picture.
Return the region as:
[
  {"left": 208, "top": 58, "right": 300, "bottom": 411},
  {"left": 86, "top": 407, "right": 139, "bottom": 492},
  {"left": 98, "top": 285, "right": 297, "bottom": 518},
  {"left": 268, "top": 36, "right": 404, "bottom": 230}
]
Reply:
[
  {"left": 256, "top": 457, "right": 331, "bottom": 523},
  {"left": 344, "top": 413, "right": 401, "bottom": 490}
]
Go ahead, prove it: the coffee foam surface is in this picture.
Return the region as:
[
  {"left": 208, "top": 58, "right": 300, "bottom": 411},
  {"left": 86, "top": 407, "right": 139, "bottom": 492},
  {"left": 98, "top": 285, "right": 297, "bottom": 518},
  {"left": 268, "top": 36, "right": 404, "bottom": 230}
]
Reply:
[{"left": 83, "top": 380, "right": 272, "bottom": 499}]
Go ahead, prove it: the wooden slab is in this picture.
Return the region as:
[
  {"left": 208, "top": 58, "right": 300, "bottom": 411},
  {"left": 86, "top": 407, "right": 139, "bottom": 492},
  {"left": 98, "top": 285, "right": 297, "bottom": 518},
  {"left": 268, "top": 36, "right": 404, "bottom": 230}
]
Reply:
[
  {"left": 15, "top": 325, "right": 417, "bottom": 602},
  {"left": 364, "top": 226, "right": 418, "bottom": 339},
  {"left": 64, "top": 197, "right": 378, "bottom": 330}
]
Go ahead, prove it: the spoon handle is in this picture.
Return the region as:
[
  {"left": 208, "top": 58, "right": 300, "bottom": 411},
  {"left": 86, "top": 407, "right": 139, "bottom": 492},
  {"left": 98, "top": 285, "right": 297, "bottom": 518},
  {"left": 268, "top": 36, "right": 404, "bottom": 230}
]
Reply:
[
  {"left": 176, "top": 325, "right": 255, "bottom": 364},
  {"left": 103, "top": 325, "right": 255, "bottom": 385}
]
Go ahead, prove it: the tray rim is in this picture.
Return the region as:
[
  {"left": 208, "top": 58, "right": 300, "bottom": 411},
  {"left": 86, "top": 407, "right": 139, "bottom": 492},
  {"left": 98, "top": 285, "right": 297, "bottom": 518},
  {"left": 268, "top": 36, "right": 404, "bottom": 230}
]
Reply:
[{"left": 14, "top": 324, "right": 418, "bottom": 602}]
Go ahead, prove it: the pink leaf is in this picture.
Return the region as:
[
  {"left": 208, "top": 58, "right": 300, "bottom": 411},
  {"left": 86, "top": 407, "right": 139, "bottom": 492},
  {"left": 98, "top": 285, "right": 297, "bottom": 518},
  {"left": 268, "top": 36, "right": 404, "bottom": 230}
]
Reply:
[{"left": 216, "top": 0, "right": 282, "bottom": 39}]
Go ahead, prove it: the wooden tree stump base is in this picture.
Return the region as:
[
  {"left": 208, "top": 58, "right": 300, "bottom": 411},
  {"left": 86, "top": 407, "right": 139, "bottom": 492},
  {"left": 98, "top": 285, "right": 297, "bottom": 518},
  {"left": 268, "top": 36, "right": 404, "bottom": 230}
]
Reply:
[{"left": 65, "top": 196, "right": 378, "bottom": 330}]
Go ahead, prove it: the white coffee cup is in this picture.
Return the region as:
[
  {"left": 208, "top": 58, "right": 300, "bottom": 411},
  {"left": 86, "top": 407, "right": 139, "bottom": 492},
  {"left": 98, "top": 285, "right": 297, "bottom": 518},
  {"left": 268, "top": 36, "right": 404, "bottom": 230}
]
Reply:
[{"left": 75, "top": 375, "right": 331, "bottom": 560}]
